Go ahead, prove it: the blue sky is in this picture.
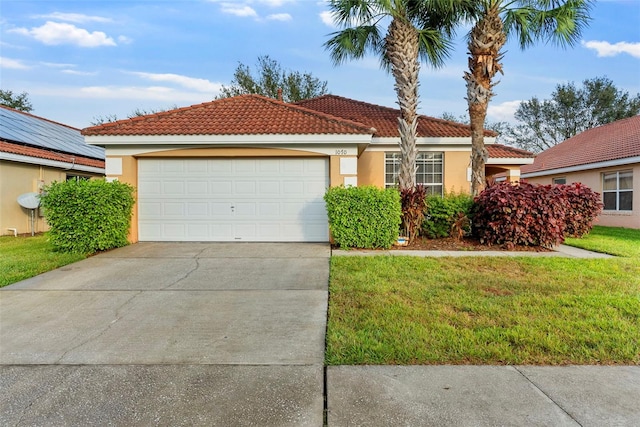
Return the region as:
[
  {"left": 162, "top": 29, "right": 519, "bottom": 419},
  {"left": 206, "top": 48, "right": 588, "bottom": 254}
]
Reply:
[{"left": 1, "top": 0, "right": 639, "bottom": 129}]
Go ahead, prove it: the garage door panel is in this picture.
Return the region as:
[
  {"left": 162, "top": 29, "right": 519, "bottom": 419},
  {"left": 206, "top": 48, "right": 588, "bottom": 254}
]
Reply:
[
  {"left": 186, "top": 181, "right": 208, "bottom": 195},
  {"left": 163, "top": 181, "right": 185, "bottom": 194},
  {"left": 211, "top": 181, "right": 233, "bottom": 195},
  {"left": 163, "top": 203, "right": 184, "bottom": 216},
  {"left": 235, "top": 181, "right": 257, "bottom": 195},
  {"left": 138, "top": 158, "right": 329, "bottom": 242},
  {"left": 211, "top": 202, "right": 233, "bottom": 215}
]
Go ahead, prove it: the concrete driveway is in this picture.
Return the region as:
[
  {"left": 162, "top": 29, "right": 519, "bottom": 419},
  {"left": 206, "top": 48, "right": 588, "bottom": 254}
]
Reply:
[{"left": 0, "top": 242, "right": 329, "bottom": 426}]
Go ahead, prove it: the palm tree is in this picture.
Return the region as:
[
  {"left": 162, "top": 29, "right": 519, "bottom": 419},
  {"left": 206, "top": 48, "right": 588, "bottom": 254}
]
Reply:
[
  {"left": 466, "top": 0, "right": 593, "bottom": 196},
  {"left": 325, "top": 0, "right": 475, "bottom": 191}
]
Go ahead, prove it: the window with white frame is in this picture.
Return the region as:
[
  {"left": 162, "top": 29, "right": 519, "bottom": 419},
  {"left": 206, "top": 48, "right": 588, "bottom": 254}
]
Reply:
[
  {"left": 602, "top": 171, "right": 633, "bottom": 211},
  {"left": 385, "top": 152, "right": 443, "bottom": 195}
]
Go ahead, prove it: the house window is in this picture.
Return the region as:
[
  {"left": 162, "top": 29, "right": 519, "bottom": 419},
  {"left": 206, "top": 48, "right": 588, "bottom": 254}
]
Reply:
[
  {"left": 603, "top": 171, "right": 633, "bottom": 211},
  {"left": 553, "top": 177, "right": 567, "bottom": 185},
  {"left": 66, "top": 174, "right": 90, "bottom": 182},
  {"left": 385, "top": 152, "right": 443, "bottom": 195}
]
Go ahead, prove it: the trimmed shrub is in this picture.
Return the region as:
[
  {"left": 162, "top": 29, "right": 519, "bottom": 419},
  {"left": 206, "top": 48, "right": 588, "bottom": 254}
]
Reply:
[
  {"left": 422, "top": 192, "right": 474, "bottom": 238},
  {"left": 400, "top": 185, "right": 427, "bottom": 242},
  {"left": 324, "top": 185, "right": 401, "bottom": 249},
  {"left": 41, "top": 179, "right": 135, "bottom": 254},
  {"left": 472, "top": 182, "right": 569, "bottom": 249},
  {"left": 555, "top": 183, "right": 603, "bottom": 237}
]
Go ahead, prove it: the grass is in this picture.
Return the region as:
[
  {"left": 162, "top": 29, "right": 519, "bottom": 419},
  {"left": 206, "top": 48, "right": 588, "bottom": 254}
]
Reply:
[
  {"left": 564, "top": 225, "right": 640, "bottom": 257},
  {"left": 0, "top": 234, "right": 86, "bottom": 287},
  {"left": 326, "top": 226, "right": 640, "bottom": 365}
]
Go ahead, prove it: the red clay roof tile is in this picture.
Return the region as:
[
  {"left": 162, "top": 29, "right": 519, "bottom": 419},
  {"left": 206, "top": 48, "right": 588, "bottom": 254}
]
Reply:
[
  {"left": 0, "top": 141, "right": 105, "bottom": 168},
  {"left": 82, "top": 94, "right": 375, "bottom": 136},
  {"left": 296, "top": 94, "right": 496, "bottom": 138},
  {"left": 522, "top": 115, "right": 640, "bottom": 174},
  {"left": 486, "top": 144, "right": 534, "bottom": 159}
]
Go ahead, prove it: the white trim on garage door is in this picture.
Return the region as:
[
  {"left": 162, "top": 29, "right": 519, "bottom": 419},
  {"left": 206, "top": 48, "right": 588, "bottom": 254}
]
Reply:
[{"left": 138, "top": 158, "right": 329, "bottom": 242}]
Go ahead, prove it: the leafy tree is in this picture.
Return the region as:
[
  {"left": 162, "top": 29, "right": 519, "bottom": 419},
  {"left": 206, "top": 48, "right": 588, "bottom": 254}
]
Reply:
[
  {"left": 324, "top": 0, "right": 476, "bottom": 191},
  {"left": 464, "top": 0, "right": 593, "bottom": 196},
  {"left": 439, "top": 111, "right": 510, "bottom": 144},
  {"left": 216, "top": 55, "right": 328, "bottom": 102},
  {"left": 509, "top": 77, "right": 640, "bottom": 153},
  {"left": 0, "top": 89, "right": 33, "bottom": 112}
]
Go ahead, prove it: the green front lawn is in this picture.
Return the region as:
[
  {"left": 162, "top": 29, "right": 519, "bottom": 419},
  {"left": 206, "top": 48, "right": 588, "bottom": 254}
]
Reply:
[
  {"left": 564, "top": 225, "right": 640, "bottom": 258},
  {"left": 0, "top": 234, "right": 86, "bottom": 287},
  {"left": 326, "top": 226, "right": 640, "bottom": 365}
]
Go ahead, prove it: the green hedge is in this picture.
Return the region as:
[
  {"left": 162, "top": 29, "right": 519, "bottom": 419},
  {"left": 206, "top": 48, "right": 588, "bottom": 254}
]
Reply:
[
  {"left": 40, "top": 179, "right": 135, "bottom": 254},
  {"left": 324, "top": 186, "right": 401, "bottom": 249},
  {"left": 422, "top": 192, "right": 474, "bottom": 238}
]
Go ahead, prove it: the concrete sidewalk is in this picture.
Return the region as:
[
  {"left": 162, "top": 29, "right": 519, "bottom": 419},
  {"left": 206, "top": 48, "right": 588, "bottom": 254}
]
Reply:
[
  {"left": 333, "top": 244, "right": 614, "bottom": 258},
  {"left": 327, "top": 365, "right": 640, "bottom": 426}
]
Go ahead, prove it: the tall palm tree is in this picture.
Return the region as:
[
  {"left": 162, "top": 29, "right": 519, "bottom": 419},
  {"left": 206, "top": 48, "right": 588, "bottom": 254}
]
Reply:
[
  {"left": 466, "top": 0, "right": 593, "bottom": 196},
  {"left": 325, "top": 0, "right": 475, "bottom": 191}
]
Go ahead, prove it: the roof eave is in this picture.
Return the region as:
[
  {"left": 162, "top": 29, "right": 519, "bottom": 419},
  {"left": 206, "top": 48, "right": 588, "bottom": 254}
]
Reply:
[
  {"left": 84, "top": 133, "right": 374, "bottom": 146},
  {"left": 522, "top": 156, "right": 640, "bottom": 178}
]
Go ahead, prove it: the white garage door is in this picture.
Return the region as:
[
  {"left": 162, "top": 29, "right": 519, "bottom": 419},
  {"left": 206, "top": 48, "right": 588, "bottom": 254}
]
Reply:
[{"left": 138, "top": 158, "right": 329, "bottom": 242}]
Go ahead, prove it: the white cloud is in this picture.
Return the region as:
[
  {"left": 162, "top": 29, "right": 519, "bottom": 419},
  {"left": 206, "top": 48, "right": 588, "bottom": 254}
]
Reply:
[
  {"left": 80, "top": 86, "right": 175, "bottom": 100},
  {"left": 41, "top": 61, "right": 76, "bottom": 68},
  {"left": 62, "top": 69, "right": 97, "bottom": 76},
  {"left": 259, "top": 0, "right": 294, "bottom": 6},
  {"left": 487, "top": 100, "right": 521, "bottom": 123},
  {"left": 130, "top": 72, "right": 222, "bottom": 93},
  {"left": 582, "top": 40, "right": 640, "bottom": 59},
  {"left": 266, "top": 13, "right": 292, "bottom": 21},
  {"left": 34, "top": 12, "right": 112, "bottom": 24},
  {"left": 10, "top": 21, "right": 117, "bottom": 47},
  {"left": 118, "top": 35, "right": 133, "bottom": 44},
  {"left": 320, "top": 11, "right": 336, "bottom": 28},
  {"left": 220, "top": 4, "right": 258, "bottom": 18},
  {"left": 0, "top": 56, "right": 30, "bottom": 69}
]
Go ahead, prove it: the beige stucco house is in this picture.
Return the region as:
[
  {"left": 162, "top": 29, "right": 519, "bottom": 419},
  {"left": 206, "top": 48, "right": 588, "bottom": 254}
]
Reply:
[
  {"left": 522, "top": 115, "right": 639, "bottom": 229},
  {"left": 83, "top": 94, "right": 533, "bottom": 243},
  {"left": 0, "top": 106, "right": 105, "bottom": 236}
]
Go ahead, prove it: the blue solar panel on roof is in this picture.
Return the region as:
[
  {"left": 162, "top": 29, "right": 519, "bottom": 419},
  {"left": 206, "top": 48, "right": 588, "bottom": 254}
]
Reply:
[{"left": 0, "top": 107, "right": 104, "bottom": 160}]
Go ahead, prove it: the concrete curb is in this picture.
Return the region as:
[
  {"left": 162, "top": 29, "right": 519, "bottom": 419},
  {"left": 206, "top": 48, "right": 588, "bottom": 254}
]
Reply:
[{"left": 332, "top": 244, "right": 614, "bottom": 259}]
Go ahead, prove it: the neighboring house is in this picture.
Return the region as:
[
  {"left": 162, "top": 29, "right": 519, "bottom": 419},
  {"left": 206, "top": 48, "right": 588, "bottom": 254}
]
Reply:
[
  {"left": 521, "top": 115, "right": 639, "bottom": 229},
  {"left": 82, "top": 94, "right": 533, "bottom": 243},
  {"left": 0, "top": 106, "right": 105, "bottom": 236}
]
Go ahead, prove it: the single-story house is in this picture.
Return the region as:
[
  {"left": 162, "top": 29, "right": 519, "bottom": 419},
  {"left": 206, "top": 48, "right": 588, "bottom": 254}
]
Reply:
[
  {"left": 82, "top": 94, "right": 533, "bottom": 243},
  {"left": 521, "top": 115, "right": 639, "bottom": 229},
  {"left": 0, "top": 106, "right": 105, "bottom": 236}
]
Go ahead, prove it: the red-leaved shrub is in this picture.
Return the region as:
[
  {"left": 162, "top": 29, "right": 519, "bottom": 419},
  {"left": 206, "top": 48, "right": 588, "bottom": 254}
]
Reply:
[
  {"left": 472, "top": 182, "right": 570, "bottom": 249},
  {"left": 554, "top": 183, "right": 603, "bottom": 237}
]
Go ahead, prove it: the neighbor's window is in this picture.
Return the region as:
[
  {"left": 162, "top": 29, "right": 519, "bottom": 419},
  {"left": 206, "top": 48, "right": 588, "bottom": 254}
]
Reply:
[
  {"left": 66, "top": 174, "right": 90, "bottom": 181},
  {"left": 385, "top": 152, "right": 443, "bottom": 196},
  {"left": 603, "top": 171, "right": 633, "bottom": 211},
  {"left": 553, "top": 177, "right": 567, "bottom": 185}
]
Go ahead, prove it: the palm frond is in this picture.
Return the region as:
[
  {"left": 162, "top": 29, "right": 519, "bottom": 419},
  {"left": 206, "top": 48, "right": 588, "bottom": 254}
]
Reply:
[
  {"left": 503, "top": 0, "right": 593, "bottom": 48},
  {"left": 324, "top": 26, "right": 385, "bottom": 65},
  {"left": 416, "top": 28, "right": 454, "bottom": 68}
]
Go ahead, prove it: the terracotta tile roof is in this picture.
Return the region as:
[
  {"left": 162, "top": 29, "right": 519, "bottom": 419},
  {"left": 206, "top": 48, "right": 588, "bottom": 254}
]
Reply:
[
  {"left": 82, "top": 94, "right": 375, "bottom": 137},
  {"left": 486, "top": 144, "right": 534, "bottom": 159},
  {"left": 0, "top": 141, "right": 105, "bottom": 168},
  {"left": 295, "top": 94, "right": 496, "bottom": 138},
  {"left": 522, "top": 115, "right": 640, "bottom": 174}
]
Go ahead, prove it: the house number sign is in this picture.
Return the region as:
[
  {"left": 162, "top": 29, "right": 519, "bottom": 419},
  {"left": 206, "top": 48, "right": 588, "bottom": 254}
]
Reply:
[{"left": 335, "top": 149, "right": 348, "bottom": 155}]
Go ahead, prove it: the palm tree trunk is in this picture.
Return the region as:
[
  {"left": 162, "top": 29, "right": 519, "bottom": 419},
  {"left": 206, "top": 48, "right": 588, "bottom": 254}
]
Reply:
[
  {"left": 386, "top": 17, "right": 420, "bottom": 191},
  {"left": 465, "top": 4, "right": 506, "bottom": 196}
]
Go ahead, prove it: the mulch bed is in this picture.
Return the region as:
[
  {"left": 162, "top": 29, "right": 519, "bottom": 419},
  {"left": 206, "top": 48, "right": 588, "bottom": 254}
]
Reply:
[{"left": 391, "top": 236, "right": 552, "bottom": 252}]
